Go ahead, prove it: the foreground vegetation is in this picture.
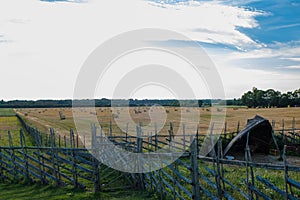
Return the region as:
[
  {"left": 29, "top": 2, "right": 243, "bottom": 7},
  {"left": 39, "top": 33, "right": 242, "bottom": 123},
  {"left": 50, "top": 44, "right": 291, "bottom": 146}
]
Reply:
[{"left": 0, "top": 183, "right": 156, "bottom": 200}]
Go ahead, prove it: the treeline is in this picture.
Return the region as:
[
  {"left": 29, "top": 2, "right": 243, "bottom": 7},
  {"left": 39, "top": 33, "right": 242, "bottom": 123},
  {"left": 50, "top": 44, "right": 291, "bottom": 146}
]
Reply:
[
  {"left": 232, "top": 87, "right": 300, "bottom": 108},
  {"left": 2, "top": 87, "right": 298, "bottom": 108},
  {"left": 0, "top": 99, "right": 212, "bottom": 108}
]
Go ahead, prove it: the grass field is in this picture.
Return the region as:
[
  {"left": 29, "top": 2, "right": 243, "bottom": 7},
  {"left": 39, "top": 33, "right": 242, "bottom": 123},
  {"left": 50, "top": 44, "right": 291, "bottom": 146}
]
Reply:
[
  {"left": 0, "top": 108, "right": 16, "bottom": 116},
  {"left": 0, "top": 109, "right": 33, "bottom": 146},
  {"left": 0, "top": 183, "right": 156, "bottom": 200}
]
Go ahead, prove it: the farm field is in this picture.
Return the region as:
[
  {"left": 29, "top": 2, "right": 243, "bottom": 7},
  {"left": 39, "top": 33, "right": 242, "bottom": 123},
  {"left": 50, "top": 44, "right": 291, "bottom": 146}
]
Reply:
[{"left": 15, "top": 106, "right": 300, "bottom": 137}]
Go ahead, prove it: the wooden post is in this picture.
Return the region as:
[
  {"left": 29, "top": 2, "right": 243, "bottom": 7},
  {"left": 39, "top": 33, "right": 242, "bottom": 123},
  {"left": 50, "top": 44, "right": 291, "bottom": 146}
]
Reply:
[
  {"left": 237, "top": 121, "right": 240, "bottom": 133},
  {"left": 37, "top": 146, "right": 45, "bottom": 184},
  {"left": 0, "top": 140, "right": 2, "bottom": 181},
  {"left": 109, "top": 121, "right": 113, "bottom": 138},
  {"left": 8, "top": 131, "right": 17, "bottom": 180},
  {"left": 245, "top": 131, "right": 256, "bottom": 199},
  {"left": 174, "top": 160, "right": 181, "bottom": 198},
  {"left": 39, "top": 133, "right": 43, "bottom": 147},
  {"left": 215, "top": 139, "right": 223, "bottom": 199},
  {"left": 271, "top": 128, "right": 281, "bottom": 159},
  {"left": 219, "top": 139, "right": 226, "bottom": 192},
  {"left": 168, "top": 122, "right": 174, "bottom": 142},
  {"left": 50, "top": 128, "right": 60, "bottom": 186},
  {"left": 224, "top": 121, "right": 227, "bottom": 139},
  {"left": 125, "top": 123, "right": 129, "bottom": 143},
  {"left": 283, "top": 145, "right": 289, "bottom": 200},
  {"left": 271, "top": 120, "right": 275, "bottom": 131},
  {"left": 292, "top": 117, "right": 296, "bottom": 142},
  {"left": 158, "top": 161, "right": 165, "bottom": 200},
  {"left": 58, "top": 135, "right": 61, "bottom": 148},
  {"left": 190, "top": 139, "right": 200, "bottom": 200},
  {"left": 92, "top": 125, "right": 100, "bottom": 192},
  {"left": 64, "top": 135, "right": 67, "bottom": 148},
  {"left": 183, "top": 124, "right": 186, "bottom": 151},
  {"left": 282, "top": 118, "right": 285, "bottom": 134},
  {"left": 76, "top": 134, "right": 79, "bottom": 148},
  {"left": 196, "top": 128, "right": 199, "bottom": 155},
  {"left": 83, "top": 135, "right": 86, "bottom": 148},
  {"left": 70, "top": 129, "right": 78, "bottom": 188},
  {"left": 20, "top": 130, "right": 30, "bottom": 181},
  {"left": 45, "top": 133, "right": 48, "bottom": 146},
  {"left": 136, "top": 125, "right": 144, "bottom": 189},
  {"left": 155, "top": 123, "right": 158, "bottom": 151}
]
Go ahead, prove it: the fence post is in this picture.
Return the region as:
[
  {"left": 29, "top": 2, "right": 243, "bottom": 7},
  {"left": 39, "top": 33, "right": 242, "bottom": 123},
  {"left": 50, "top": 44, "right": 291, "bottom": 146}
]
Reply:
[
  {"left": 8, "top": 131, "right": 17, "bottom": 180},
  {"left": 155, "top": 123, "right": 158, "bottom": 151},
  {"left": 215, "top": 139, "right": 223, "bottom": 199},
  {"left": 282, "top": 119, "right": 286, "bottom": 144},
  {"left": 125, "top": 123, "right": 129, "bottom": 143},
  {"left": 190, "top": 138, "right": 200, "bottom": 200},
  {"left": 0, "top": 141, "right": 2, "bottom": 181},
  {"left": 237, "top": 121, "right": 240, "bottom": 133},
  {"left": 224, "top": 121, "right": 227, "bottom": 138},
  {"left": 35, "top": 130, "right": 45, "bottom": 184},
  {"left": 245, "top": 131, "right": 256, "bottom": 199},
  {"left": 109, "top": 121, "right": 113, "bottom": 138},
  {"left": 183, "top": 124, "right": 186, "bottom": 151},
  {"left": 50, "top": 128, "right": 60, "bottom": 186},
  {"left": 70, "top": 129, "right": 78, "bottom": 188},
  {"left": 283, "top": 145, "right": 289, "bottom": 200},
  {"left": 136, "top": 125, "right": 145, "bottom": 189},
  {"left": 196, "top": 128, "right": 199, "bottom": 155},
  {"left": 168, "top": 122, "right": 174, "bottom": 142},
  {"left": 92, "top": 124, "right": 101, "bottom": 192},
  {"left": 20, "top": 130, "right": 30, "bottom": 182},
  {"left": 292, "top": 117, "right": 296, "bottom": 142}
]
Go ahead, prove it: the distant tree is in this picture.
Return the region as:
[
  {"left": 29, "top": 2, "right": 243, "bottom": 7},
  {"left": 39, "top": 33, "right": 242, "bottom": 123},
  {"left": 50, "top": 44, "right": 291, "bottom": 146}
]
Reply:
[
  {"left": 241, "top": 90, "right": 255, "bottom": 107},
  {"left": 293, "top": 89, "right": 300, "bottom": 106}
]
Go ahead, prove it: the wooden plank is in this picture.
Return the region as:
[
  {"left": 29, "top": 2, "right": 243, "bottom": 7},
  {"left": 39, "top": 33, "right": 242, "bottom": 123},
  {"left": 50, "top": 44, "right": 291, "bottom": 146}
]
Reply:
[
  {"left": 222, "top": 177, "right": 248, "bottom": 199},
  {"left": 200, "top": 185, "right": 219, "bottom": 200},
  {"left": 76, "top": 164, "right": 93, "bottom": 174},
  {"left": 257, "top": 175, "right": 285, "bottom": 196},
  {"left": 287, "top": 178, "right": 300, "bottom": 190},
  {"left": 257, "top": 176, "right": 298, "bottom": 200},
  {"left": 248, "top": 184, "right": 272, "bottom": 200},
  {"left": 198, "top": 156, "right": 300, "bottom": 172}
]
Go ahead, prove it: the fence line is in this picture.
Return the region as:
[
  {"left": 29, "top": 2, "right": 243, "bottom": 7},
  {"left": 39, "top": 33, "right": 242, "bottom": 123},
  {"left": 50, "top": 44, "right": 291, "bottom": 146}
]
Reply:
[
  {"left": 1, "top": 115, "right": 300, "bottom": 199},
  {"left": 0, "top": 125, "right": 300, "bottom": 199}
]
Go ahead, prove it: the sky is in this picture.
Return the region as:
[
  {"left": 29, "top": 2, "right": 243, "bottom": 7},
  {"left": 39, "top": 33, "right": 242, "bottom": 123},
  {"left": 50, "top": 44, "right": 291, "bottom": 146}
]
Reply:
[{"left": 0, "top": 0, "right": 300, "bottom": 100}]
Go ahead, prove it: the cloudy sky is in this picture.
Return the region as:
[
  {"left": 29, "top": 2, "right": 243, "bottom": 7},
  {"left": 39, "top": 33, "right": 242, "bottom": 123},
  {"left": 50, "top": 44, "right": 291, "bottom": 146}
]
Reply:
[{"left": 0, "top": 0, "right": 300, "bottom": 100}]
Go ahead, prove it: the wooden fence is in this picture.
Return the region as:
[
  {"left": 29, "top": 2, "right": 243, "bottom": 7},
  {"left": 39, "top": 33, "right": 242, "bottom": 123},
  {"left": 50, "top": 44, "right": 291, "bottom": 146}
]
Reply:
[
  {"left": 0, "top": 130, "right": 138, "bottom": 192},
  {"left": 1, "top": 116, "right": 300, "bottom": 199}
]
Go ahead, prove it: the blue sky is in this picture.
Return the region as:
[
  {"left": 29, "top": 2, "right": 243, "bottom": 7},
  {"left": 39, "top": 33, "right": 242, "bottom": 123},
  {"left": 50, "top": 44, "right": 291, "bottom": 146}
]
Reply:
[{"left": 0, "top": 0, "right": 299, "bottom": 99}]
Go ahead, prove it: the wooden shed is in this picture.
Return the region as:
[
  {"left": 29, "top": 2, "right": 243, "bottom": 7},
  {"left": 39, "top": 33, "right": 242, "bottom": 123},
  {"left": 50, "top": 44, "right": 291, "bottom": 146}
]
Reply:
[{"left": 224, "top": 115, "right": 278, "bottom": 155}]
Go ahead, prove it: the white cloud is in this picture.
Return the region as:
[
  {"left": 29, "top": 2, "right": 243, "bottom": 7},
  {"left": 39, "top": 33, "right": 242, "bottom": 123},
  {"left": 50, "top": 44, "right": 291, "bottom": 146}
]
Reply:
[
  {"left": 227, "top": 42, "right": 300, "bottom": 60},
  {"left": 283, "top": 57, "right": 300, "bottom": 62},
  {"left": 282, "top": 65, "right": 300, "bottom": 69}
]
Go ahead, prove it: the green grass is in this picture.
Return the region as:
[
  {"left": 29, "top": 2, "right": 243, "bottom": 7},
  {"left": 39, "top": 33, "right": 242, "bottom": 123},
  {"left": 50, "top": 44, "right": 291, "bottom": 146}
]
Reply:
[
  {"left": 0, "top": 116, "right": 34, "bottom": 146},
  {"left": 0, "top": 108, "right": 15, "bottom": 116},
  {"left": 0, "top": 183, "right": 157, "bottom": 200}
]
